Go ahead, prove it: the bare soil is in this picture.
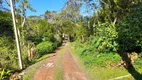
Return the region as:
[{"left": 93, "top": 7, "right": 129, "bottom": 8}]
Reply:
[
  {"left": 33, "top": 43, "right": 88, "bottom": 80},
  {"left": 33, "top": 49, "right": 60, "bottom": 80},
  {"left": 62, "top": 46, "right": 88, "bottom": 80}
]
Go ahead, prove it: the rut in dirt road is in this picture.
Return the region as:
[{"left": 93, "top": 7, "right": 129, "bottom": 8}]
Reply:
[
  {"left": 33, "top": 49, "right": 61, "bottom": 80},
  {"left": 33, "top": 44, "right": 88, "bottom": 80},
  {"left": 62, "top": 46, "right": 88, "bottom": 80}
]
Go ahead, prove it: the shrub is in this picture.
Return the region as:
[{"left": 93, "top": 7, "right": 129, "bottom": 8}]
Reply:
[
  {"left": 0, "top": 36, "right": 18, "bottom": 69},
  {"left": 116, "top": 3, "right": 142, "bottom": 52},
  {"left": 36, "top": 41, "right": 54, "bottom": 58},
  {"left": 0, "top": 68, "right": 13, "bottom": 80}
]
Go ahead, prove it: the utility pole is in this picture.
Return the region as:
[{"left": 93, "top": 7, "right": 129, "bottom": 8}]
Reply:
[{"left": 10, "top": 0, "right": 23, "bottom": 69}]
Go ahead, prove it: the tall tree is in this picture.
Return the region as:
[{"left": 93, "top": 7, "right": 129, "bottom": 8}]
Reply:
[
  {"left": 63, "top": 0, "right": 82, "bottom": 22},
  {"left": 10, "top": 0, "right": 23, "bottom": 69}
]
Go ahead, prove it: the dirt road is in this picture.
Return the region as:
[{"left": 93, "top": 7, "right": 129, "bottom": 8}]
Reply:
[{"left": 33, "top": 43, "right": 88, "bottom": 80}]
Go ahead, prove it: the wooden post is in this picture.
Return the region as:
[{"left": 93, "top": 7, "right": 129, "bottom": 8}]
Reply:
[{"left": 10, "top": 0, "right": 23, "bottom": 69}]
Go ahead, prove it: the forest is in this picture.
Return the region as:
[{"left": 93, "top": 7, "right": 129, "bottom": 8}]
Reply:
[{"left": 0, "top": 0, "right": 142, "bottom": 80}]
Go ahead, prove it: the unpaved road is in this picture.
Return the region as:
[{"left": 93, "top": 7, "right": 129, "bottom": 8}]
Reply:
[{"left": 33, "top": 43, "right": 88, "bottom": 80}]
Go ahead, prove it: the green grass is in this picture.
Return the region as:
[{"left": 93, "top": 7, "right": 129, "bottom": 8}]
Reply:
[
  {"left": 55, "top": 68, "right": 63, "bottom": 80},
  {"left": 87, "top": 67, "right": 133, "bottom": 80},
  {"left": 69, "top": 43, "right": 134, "bottom": 80},
  {"left": 55, "top": 46, "right": 65, "bottom": 80},
  {"left": 133, "top": 58, "right": 142, "bottom": 74}
]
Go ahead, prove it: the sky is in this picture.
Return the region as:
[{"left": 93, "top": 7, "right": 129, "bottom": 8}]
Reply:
[
  {"left": 26, "top": 0, "right": 67, "bottom": 17},
  {"left": 26, "top": 0, "right": 92, "bottom": 17},
  {"left": 2, "top": 0, "right": 96, "bottom": 17}
]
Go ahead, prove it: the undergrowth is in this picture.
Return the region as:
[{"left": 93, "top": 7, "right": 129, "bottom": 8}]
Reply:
[{"left": 69, "top": 42, "right": 134, "bottom": 80}]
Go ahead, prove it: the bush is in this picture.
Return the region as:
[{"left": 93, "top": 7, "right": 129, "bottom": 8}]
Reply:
[
  {"left": 116, "top": 3, "right": 142, "bottom": 52},
  {"left": 36, "top": 41, "right": 54, "bottom": 58},
  {"left": 0, "top": 36, "right": 18, "bottom": 69}
]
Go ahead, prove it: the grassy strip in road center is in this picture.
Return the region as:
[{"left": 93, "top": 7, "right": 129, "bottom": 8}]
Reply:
[{"left": 55, "top": 46, "right": 66, "bottom": 80}]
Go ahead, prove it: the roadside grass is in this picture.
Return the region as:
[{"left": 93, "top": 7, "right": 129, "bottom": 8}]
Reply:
[
  {"left": 22, "top": 54, "right": 50, "bottom": 80},
  {"left": 69, "top": 43, "right": 134, "bottom": 80},
  {"left": 55, "top": 46, "right": 65, "bottom": 80},
  {"left": 133, "top": 58, "right": 142, "bottom": 74}
]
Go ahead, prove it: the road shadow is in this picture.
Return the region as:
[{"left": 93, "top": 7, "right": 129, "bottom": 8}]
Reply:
[{"left": 118, "top": 53, "right": 142, "bottom": 80}]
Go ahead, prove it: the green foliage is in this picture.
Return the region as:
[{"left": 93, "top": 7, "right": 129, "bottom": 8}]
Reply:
[
  {"left": 70, "top": 44, "right": 132, "bottom": 80},
  {"left": 62, "top": 20, "right": 75, "bottom": 36},
  {"left": 0, "top": 11, "right": 13, "bottom": 36},
  {"left": 0, "top": 36, "right": 18, "bottom": 69},
  {"left": 0, "top": 68, "right": 13, "bottom": 80},
  {"left": 28, "top": 19, "right": 48, "bottom": 43},
  {"left": 74, "top": 21, "right": 118, "bottom": 54},
  {"left": 87, "top": 22, "right": 118, "bottom": 52},
  {"left": 36, "top": 41, "right": 54, "bottom": 58},
  {"left": 0, "top": 12, "right": 19, "bottom": 79},
  {"left": 75, "top": 22, "right": 88, "bottom": 42},
  {"left": 116, "top": 3, "right": 142, "bottom": 51},
  {"left": 28, "top": 19, "right": 61, "bottom": 44},
  {"left": 72, "top": 42, "right": 121, "bottom": 68}
]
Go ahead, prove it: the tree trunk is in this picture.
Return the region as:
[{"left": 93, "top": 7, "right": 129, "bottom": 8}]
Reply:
[
  {"left": 118, "top": 53, "right": 133, "bottom": 69},
  {"left": 10, "top": 0, "right": 23, "bottom": 69},
  {"left": 118, "top": 52, "right": 142, "bottom": 79}
]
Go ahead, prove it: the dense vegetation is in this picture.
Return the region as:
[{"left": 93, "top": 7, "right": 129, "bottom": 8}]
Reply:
[
  {"left": 0, "top": 11, "right": 62, "bottom": 79},
  {"left": 0, "top": 0, "right": 142, "bottom": 79}
]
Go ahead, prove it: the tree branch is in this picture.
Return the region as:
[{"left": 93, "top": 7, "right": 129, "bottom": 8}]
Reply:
[{"left": 4, "top": 0, "right": 10, "bottom": 7}]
